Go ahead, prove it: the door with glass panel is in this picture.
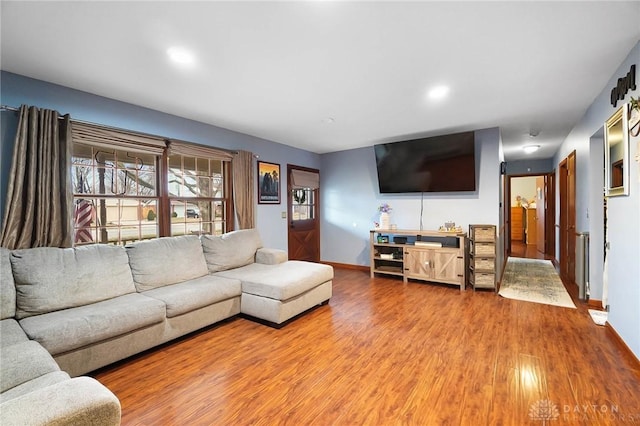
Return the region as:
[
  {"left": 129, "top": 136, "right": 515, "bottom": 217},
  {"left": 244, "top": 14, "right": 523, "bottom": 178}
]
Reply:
[{"left": 287, "top": 165, "right": 320, "bottom": 262}]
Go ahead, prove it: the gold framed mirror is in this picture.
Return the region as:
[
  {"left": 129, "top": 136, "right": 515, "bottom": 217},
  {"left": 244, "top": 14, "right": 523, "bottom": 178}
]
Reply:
[{"left": 604, "top": 103, "right": 630, "bottom": 197}]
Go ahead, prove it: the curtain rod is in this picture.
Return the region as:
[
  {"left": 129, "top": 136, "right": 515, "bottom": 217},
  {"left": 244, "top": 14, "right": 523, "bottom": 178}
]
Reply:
[{"left": 1, "top": 104, "right": 240, "bottom": 156}]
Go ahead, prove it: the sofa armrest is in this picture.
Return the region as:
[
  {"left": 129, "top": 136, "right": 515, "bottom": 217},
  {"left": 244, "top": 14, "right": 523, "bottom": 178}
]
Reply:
[
  {"left": 256, "top": 248, "right": 288, "bottom": 265},
  {"left": 0, "top": 377, "right": 121, "bottom": 426}
]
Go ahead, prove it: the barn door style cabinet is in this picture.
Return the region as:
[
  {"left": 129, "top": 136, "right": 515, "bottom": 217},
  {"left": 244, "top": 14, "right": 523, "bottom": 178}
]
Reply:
[
  {"left": 370, "top": 229, "right": 466, "bottom": 291},
  {"left": 404, "top": 247, "right": 462, "bottom": 285}
]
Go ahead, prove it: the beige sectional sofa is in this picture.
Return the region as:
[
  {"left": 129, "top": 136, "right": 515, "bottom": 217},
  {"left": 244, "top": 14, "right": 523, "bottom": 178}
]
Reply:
[{"left": 0, "top": 229, "right": 333, "bottom": 426}]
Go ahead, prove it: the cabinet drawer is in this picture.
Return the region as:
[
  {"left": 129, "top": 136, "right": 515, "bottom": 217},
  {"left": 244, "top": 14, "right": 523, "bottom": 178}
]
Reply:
[
  {"left": 470, "top": 225, "right": 496, "bottom": 241},
  {"left": 470, "top": 271, "right": 495, "bottom": 288},
  {"left": 471, "top": 242, "right": 495, "bottom": 256},
  {"left": 471, "top": 257, "right": 495, "bottom": 271}
]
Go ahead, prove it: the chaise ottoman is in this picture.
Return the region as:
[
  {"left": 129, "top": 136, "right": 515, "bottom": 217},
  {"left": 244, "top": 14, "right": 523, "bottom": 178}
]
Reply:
[
  {"left": 200, "top": 230, "right": 333, "bottom": 326},
  {"left": 215, "top": 261, "right": 333, "bottom": 326}
]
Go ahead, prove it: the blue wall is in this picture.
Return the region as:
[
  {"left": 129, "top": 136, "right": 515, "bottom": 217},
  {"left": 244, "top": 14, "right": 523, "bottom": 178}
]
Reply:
[
  {"left": 320, "top": 127, "right": 502, "bottom": 266},
  {"left": 0, "top": 71, "right": 321, "bottom": 250},
  {"left": 554, "top": 41, "right": 640, "bottom": 358}
]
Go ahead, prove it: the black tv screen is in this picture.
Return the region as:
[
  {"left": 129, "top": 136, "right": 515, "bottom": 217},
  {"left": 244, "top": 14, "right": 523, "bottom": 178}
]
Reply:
[{"left": 374, "top": 131, "right": 476, "bottom": 193}]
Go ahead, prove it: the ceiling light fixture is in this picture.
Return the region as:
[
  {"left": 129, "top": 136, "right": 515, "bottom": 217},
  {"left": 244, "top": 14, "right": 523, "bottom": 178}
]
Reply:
[
  {"left": 167, "top": 47, "right": 195, "bottom": 66},
  {"left": 427, "top": 85, "right": 450, "bottom": 100},
  {"left": 523, "top": 145, "right": 540, "bottom": 154}
]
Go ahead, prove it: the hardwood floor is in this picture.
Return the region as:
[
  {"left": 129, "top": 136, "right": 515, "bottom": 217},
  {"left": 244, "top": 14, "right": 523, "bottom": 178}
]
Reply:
[
  {"left": 94, "top": 268, "right": 640, "bottom": 425},
  {"left": 510, "top": 241, "right": 551, "bottom": 261}
]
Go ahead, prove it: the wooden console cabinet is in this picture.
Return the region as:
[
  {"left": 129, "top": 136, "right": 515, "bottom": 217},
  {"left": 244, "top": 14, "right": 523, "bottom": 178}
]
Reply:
[{"left": 370, "top": 229, "right": 466, "bottom": 291}]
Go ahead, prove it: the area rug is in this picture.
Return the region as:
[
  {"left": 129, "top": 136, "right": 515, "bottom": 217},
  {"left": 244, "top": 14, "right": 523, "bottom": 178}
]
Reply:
[{"left": 499, "top": 257, "right": 576, "bottom": 309}]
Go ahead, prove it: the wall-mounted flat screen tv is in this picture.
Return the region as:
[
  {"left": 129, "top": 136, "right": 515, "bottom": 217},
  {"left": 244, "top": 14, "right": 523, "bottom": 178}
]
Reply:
[{"left": 374, "top": 131, "right": 476, "bottom": 193}]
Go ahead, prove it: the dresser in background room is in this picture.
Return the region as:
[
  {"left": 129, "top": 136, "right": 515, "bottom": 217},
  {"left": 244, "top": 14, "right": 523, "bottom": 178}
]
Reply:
[
  {"left": 524, "top": 207, "right": 537, "bottom": 245},
  {"left": 511, "top": 207, "right": 523, "bottom": 241}
]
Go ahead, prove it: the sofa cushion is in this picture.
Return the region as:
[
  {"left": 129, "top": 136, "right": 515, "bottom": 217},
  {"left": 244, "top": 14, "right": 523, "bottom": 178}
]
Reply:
[
  {"left": 142, "top": 275, "right": 241, "bottom": 318},
  {"left": 126, "top": 235, "right": 208, "bottom": 291},
  {"left": 201, "top": 229, "right": 263, "bottom": 273},
  {"left": 0, "top": 248, "right": 16, "bottom": 319},
  {"left": 0, "top": 371, "right": 70, "bottom": 404},
  {"left": 0, "top": 376, "right": 121, "bottom": 426},
  {"left": 0, "top": 319, "right": 29, "bottom": 347},
  {"left": 0, "top": 340, "right": 60, "bottom": 393},
  {"left": 11, "top": 245, "right": 136, "bottom": 319},
  {"left": 18, "top": 293, "right": 166, "bottom": 356},
  {"left": 255, "top": 248, "right": 287, "bottom": 265},
  {"left": 216, "top": 261, "right": 334, "bottom": 301}
]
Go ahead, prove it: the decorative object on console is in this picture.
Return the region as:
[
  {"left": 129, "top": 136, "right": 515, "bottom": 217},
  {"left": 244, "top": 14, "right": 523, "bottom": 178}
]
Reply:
[
  {"left": 438, "top": 221, "right": 463, "bottom": 233},
  {"left": 377, "top": 235, "right": 389, "bottom": 243},
  {"left": 378, "top": 203, "right": 392, "bottom": 229}
]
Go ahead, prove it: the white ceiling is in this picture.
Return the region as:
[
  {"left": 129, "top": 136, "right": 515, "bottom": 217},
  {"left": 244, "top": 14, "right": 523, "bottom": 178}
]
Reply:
[{"left": 2, "top": 1, "right": 639, "bottom": 161}]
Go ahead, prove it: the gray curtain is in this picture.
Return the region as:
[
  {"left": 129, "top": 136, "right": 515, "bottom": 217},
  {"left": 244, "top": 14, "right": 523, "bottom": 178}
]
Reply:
[
  {"left": 0, "top": 105, "right": 73, "bottom": 249},
  {"left": 232, "top": 150, "right": 255, "bottom": 229}
]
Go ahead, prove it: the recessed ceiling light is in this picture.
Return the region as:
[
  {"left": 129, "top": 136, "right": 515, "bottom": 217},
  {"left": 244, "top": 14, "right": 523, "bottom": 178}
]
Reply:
[
  {"left": 167, "top": 47, "right": 195, "bottom": 65},
  {"left": 523, "top": 145, "right": 540, "bottom": 154},
  {"left": 427, "top": 85, "right": 450, "bottom": 100}
]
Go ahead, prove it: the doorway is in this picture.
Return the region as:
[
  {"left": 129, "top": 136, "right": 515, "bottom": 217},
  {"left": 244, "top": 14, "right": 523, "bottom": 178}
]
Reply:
[
  {"left": 287, "top": 165, "right": 320, "bottom": 262},
  {"left": 507, "top": 173, "right": 555, "bottom": 260}
]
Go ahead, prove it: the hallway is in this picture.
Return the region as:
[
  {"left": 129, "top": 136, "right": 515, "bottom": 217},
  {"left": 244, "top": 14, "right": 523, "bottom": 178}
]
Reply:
[{"left": 510, "top": 241, "right": 554, "bottom": 261}]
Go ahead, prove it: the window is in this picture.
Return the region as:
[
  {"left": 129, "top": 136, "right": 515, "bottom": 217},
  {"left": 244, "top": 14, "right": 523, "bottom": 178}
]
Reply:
[
  {"left": 168, "top": 154, "right": 227, "bottom": 237},
  {"left": 290, "top": 169, "right": 319, "bottom": 222},
  {"left": 291, "top": 188, "right": 315, "bottom": 220},
  {"left": 71, "top": 123, "right": 233, "bottom": 246},
  {"left": 72, "top": 143, "right": 160, "bottom": 245}
]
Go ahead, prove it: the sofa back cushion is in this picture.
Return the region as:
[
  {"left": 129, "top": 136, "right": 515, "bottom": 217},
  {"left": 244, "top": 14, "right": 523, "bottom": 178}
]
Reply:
[
  {"left": 11, "top": 245, "right": 136, "bottom": 319},
  {"left": 126, "top": 235, "right": 208, "bottom": 291},
  {"left": 1, "top": 248, "right": 16, "bottom": 320},
  {"left": 201, "top": 229, "right": 263, "bottom": 273}
]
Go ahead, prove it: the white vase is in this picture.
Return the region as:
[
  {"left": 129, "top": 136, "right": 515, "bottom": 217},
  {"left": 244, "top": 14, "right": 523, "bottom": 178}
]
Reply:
[{"left": 379, "top": 212, "right": 390, "bottom": 229}]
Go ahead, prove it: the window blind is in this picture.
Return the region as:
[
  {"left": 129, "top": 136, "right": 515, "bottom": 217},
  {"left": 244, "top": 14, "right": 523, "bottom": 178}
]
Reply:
[
  {"left": 167, "top": 139, "right": 234, "bottom": 161},
  {"left": 291, "top": 169, "right": 320, "bottom": 189},
  {"left": 71, "top": 122, "right": 167, "bottom": 154}
]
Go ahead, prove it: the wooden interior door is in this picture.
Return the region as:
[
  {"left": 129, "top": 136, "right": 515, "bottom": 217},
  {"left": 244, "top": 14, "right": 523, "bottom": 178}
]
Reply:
[
  {"left": 559, "top": 152, "right": 576, "bottom": 283},
  {"left": 567, "top": 152, "right": 576, "bottom": 284},
  {"left": 505, "top": 176, "right": 512, "bottom": 255},
  {"left": 545, "top": 172, "right": 556, "bottom": 259},
  {"left": 535, "top": 176, "right": 545, "bottom": 251},
  {"left": 287, "top": 165, "right": 320, "bottom": 262}
]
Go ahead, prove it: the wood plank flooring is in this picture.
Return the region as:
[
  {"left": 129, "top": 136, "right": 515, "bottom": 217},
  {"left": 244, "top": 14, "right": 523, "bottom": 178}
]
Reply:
[{"left": 93, "top": 268, "right": 640, "bottom": 425}]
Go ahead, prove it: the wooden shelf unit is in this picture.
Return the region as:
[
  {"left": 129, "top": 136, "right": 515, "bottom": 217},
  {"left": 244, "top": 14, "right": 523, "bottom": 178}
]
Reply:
[
  {"left": 468, "top": 224, "right": 497, "bottom": 291},
  {"left": 370, "top": 229, "right": 467, "bottom": 291}
]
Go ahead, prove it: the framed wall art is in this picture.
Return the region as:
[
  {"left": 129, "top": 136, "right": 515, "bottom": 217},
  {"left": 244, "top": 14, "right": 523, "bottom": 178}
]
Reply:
[{"left": 257, "top": 161, "right": 281, "bottom": 204}]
